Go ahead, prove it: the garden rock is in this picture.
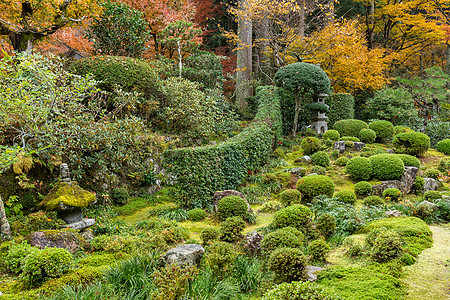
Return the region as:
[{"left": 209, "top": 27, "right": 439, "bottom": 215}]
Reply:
[
  {"left": 385, "top": 210, "right": 402, "bottom": 218},
  {"left": 400, "top": 166, "right": 418, "bottom": 194},
  {"left": 213, "top": 190, "right": 252, "bottom": 213},
  {"left": 243, "top": 231, "right": 264, "bottom": 256},
  {"left": 417, "top": 201, "right": 438, "bottom": 214},
  {"left": 288, "top": 174, "right": 300, "bottom": 189},
  {"left": 385, "top": 149, "right": 395, "bottom": 154},
  {"left": 307, "top": 266, "right": 324, "bottom": 281},
  {"left": 300, "top": 156, "right": 312, "bottom": 163},
  {"left": 333, "top": 141, "right": 346, "bottom": 153},
  {"left": 372, "top": 181, "right": 402, "bottom": 196},
  {"left": 164, "top": 244, "right": 204, "bottom": 266},
  {"left": 289, "top": 167, "right": 305, "bottom": 177},
  {"left": 0, "top": 196, "right": 11, "bottom": 240},
  {"left": 353, "top": 142, "right": 365, "bottom": 151},
  {"left": 29, "top": 230, "right": 84, "bottom": 253},
  {"left": 423, "top": 178, "right": 440, "bottom": 192},
  {"left": 307, "top": 173, "right": 318, "bottom": 176}
]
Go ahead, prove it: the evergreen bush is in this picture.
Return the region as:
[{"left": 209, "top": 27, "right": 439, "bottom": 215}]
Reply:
[
  {"left": 423, "top": 191, "right": 442, "bottom": 202},
  {"left": 340, "top": 136, "right": 360, "bottom": 142},
  {"left": 200, "top": 227, "right": 221, "bottom": 245},
  {"left": 395, "top": 154, "right": 420, "bottom": 168},
  {"left": 363, "top": 195, "right": 384, "bottom": 206},
  {"left": 323, "top": 130, "right": 340, "bottom": 141},
  {"left": 393, "top": 132, "right": 430, "bottom": 156},
  {"left": 359, "top": 128, "right": 376, "bottom": 144},
  {"left": 369, "top": 154, "right": 404, "bottom": 180},
  {"left": 187, "top": 208, "right": 207, "bottom": 221},
  {"left": 335, "top": 156, "right": 349, "bottom": 166},
  {"left": 333, "top": 119, "right": 368, "bottom": 137},
  {"left": 424, "top": 169, "right": 441, "bottom": 180},
  {"left": 217, "top": 196, "right": 248, "bottom": 221},
  {"left": 354, "top": 181, "right": 372, "bottom": 196},
  {"left": 220, "top": 216, "right": 246, "bottom": 243},
  {"left": 309, "top": 239, "right": 330, "bottom": 262},
  {"left": 268, "top": 247, "right": 307, "bottom": 282},
  {"left": 436, "top": 139, "right": 450, "bottom": 155},
  {"left": 301, "top": 137, "right": 321, "bottom": 155},
  {"left": 279, "top": 189, "right": 302, "bottom": 207},
  {"left": 334, "top": 190, "right": 357, "bottom": 204},
  {"left": 412, "top": 176, "right": 425, "bottom": 193},
  {"left": 272, "top": 204, "right": 313, "bottom": 233},
  {"left": 297, "top": 175, "right": 335, "bottom": 202},
  {"left": 369, "top": 120, "right": 395, "bottom": 143},
  {"left": 345, "top": 157, "right": 372, "bottom": 181},
  {"left": 111, "top": 188, "right": 130, "bottom": 206},
  {"left": 316, "top": 213, "right": 336, "bottom": 238},
  {"left": 311, "top": 151, "right": 330, "bottom": 167},
  {"left": 382, "top": 188, "right": 402, "bottom": 201},
  {"left": 312, "top": 165, "right": 327, "bottom": 175},
  {"left": 261, "top": 227, "right": 305, "bottom": 255}
]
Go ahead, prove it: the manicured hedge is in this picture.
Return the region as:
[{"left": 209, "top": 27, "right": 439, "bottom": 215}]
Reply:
[
  {"left": 393, "top": 132, "right": 430, "bottom": 157},
  {"left": 325, "top": 93, "right": 355, "bottom": 127},
  {"left": 333, "top": 119, "right": 368, "bottom": 138},
  {"left": 436, "top": 139, "right": 450, "bottom": 155},
  {"left": 369, "top": 154, "right": 404, "bottom": 180},
  {"left": 164, "top": 86, "right": 282, "bottom": 207},
  {"left": 368, "top": 120, "right": 394, "bottom": 143}
]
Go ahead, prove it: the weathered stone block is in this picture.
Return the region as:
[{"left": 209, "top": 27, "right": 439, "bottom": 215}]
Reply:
[{"left": 164, "top": 244, "right": 204, "bottom": 266}]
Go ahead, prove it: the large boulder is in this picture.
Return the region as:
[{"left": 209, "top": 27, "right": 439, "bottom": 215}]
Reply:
[
  {"left": 307, "top": 266, "right": 325, "bottom": 281},
  {"left": 400, "top": 166, "right": 418, "bottom": 194},
  {"left": 213, "top": 190, "right": 251, "bottom": 213},
  {"left": 423, "top": 178, "right": 440, "bottom": 192},
  {"left": 372, "top": 181, "right": 402, "bottom": 196},
  {"left": 164, "top": 244, "right": 204, "bottom": 266},
  {"left": 28, "top": 230, "right": 87, "bottom": 253},
  {"left": 0, "top": 196, "right": 11, "bottom": 240},
  {"left": 243, "top": 231, "right": 264, "bottom": 256}
]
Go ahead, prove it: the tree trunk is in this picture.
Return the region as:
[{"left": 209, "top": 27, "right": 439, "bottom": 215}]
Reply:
[
  {"left": 299, "top": 0, "right": 305, "bottom": 37},
  {"left": 236, "top": 0, "right": 253, "bottom": 113},
  {"left": 177, "top": 40, "right": 182, "bottom": 77},
  {"left": 256, "top": 16, "right": 272, "bottom": 84},
  {"left": 9, "top": 31, "right": 35, "bottom": 52},
  {"left": 366, "top": 0, "right": 375, "bottom": 49},
  {"left": 446, "top": 42, "right": 450, "bottom": 75},
  {"left": 292, "top": 92, "right": 301, "bottom": 137},
  {"left": 0, "top": 196, "right": 11, "bottom": 240}
]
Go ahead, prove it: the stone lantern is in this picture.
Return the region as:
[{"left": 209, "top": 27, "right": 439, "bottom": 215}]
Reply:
[{"left": 310, "top": 93, "right": 329, "bottom": 134}]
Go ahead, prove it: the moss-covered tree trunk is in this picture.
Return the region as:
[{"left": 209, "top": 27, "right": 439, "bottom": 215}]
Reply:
[{"left": 0, "top": 195, "right": 11, "bottom": 240}]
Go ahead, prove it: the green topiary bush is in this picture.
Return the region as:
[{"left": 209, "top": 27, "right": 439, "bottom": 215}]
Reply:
[
  {"left": 359, "top": 128, "right": 376, "bottom": 144},
  {"left": 363, "top": 195, "right": 384, "bottom": 206},
  {"left": 382, "top": 188, "right": 402, "bottom": 202},
  {"left": 312, "top": 165, "right": 327, "bottom": 175},
  {"left": 217, "top": 196, "right": 248, "bottom": 221},
  {"left": 4, "top": 242, "right": 39, "bottom": 275},
  {"left": 425, "top": 169, "right": 441, "bottom": 180},
  {"left": 111, "top": 188, "right": 130, "bottom": 206},
  {"left": 200, "top": 227, "right": 221, "bottom": 245},
  {"left": 333, "top": 119, "right": 368, "bottom": 138},
  {"left": 345, "top": 157, "right": 372, "bottom": 181},
  {"left": 309, "top": 239, "right": 330, "bottom": 262},
  {"left": 297, "top": 175, "right": 335, "bottom": 202},
  {"left": 220, "top": 216, "right": 246, "bottom": 243},
  {"left": 335, "top": 156, "right": 349, "bottom": 166},
  {"left": 354, "top": 181, "right": 372, "bottom": 197},
  {"left": 395, "top": 154, "right": 420, "bottom": 168},
  {"left": 340, "top": 136, "right": 360, "bottom": 142},
  {"left": 279, "top": 189, "right": 302, "bottom": 207},
  {"left": 316, "top": 213, "right": 336, "bottom": 238},
  {"left": 334, "top": 190, "right": 357, "bottom": 204},
  {"left": 187, "top": 208, "right": 207, "bottom": 221},
  {"left": 301, "top": 137, "right": 321, "bottom": 155},
  {"left": 272, "top": 204, "right": 313, "bottom": 233},
  {"left": 268, "top": 247, "right": 307, "bottom": 282},
  {"left": 394, "top": 125, "right": 412, "bottom": 135},
  {"left": 412, "top": 176, "right": 425, "bottom": 193},
  {"left": 261, "top": 227, "right": 305, "bottom": 255},
  {"left": 369, "top": 154, "right": 404, "bottom": 180},
  {"left": 311, "top": 151, "right": 330, "bottom": 167},
  {"left": 369, "top": 120, "right": 395, "bottom": 143},
  {"left": 436, "top": 139, "right": 450, "bottom": 155},
  {"left": 423, "top": 191, "right": 442, "bottom": 202},
  {"left": 260, "top": 200, "right": 282, "bottom": 213},
  {"left": 263, "top": 281, "right": 342, "bottom": 300},
  {"left": 393, "top": 132, "right": 430, "bottom": 156},
  {"left": 323, "top": 130, "right": 340, "bottom": 141},
  {"left": 368, "top": 229, "right": 403, "bottom": 262},
  {"left": 204, "top": 241, "right": 238, "bottom": 275}
]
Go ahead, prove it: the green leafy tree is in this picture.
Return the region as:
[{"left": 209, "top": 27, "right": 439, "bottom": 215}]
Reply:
[{"left": 88, "top": 1, "right": 150, "bottom": 57}]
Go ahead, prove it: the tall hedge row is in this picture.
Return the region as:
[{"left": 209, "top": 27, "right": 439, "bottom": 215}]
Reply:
[
  {"left": 325, "top": 93, "right": 355, "bottom": 127},
  {"left": 164, "top": 86, "right": 282, "bottom": 207}
]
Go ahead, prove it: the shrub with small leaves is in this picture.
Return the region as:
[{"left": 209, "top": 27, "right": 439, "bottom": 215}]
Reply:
[
  {"left": 346, "top": 239, "right": 364, "bottom": 257},
  {"left": 323, "top": 130, "right": 340, "bottom": 141},
  {"left": 204, "top": 241, "right": 238, "bottom": 275},
  {"left": 187, "top": 208, "right": 207, "bottom": 221},
  {"left": 4, "top": 242, "right": 39, "bottom": 275},
  {"left": 354, "top": 181, "right": 372, "bottom": 196},
  {"left": 220, "top": 216, "right": 246, "bottom": 243},
  {"left": 393, "top": 132, "right": 430, "bottom": 156},
  {"left": 341, "top": 136, "right": 360, "bottom": 142},
  {"left": 272, "top": 204, "right": 313, "bottom": 234},
  {"left": 369, "top": 120, "right": 394, "bottom": 143},
  {"left": 363, "top": 195, "right": 384, "bottom": 206},
  {"left": 335, "top": 156, "right": 349, "bottom": 166},
  {"left": 312, "top": 165, "right": 327, "bottom": 175},
  {"left": 268, "top": 247, "right": 307, "bottom": 282},
  {"left": 263, "top": 281, "right": 342, "bottom": 300},
  {"left": 412, "top": 176, "right": 425, "bottom": 193},
  {"left": 297, "top": 175, "right": 335, "bottom": 202},
  {"left": 394, "top": 125, "right": 412, "bottom": 135},
  {"left": 316, "top": 213, "right": 336, "bottom": 238},
  {"left": 368, "top": 229, "right": 403, "bottom": 262},
  {"left": 382, "top": 188, "right": 402, "bottom": 202},
  {"left": 436, "top": 139, "right": 450, "bottom": 155},
  {"left": 217, "top": 196, "right": 248, "bottom": 221},
  {"left": 359, "top": 128, "right": 377, "bottom": 144},
  {"left": 260, "top": 200, "right": 282, "bottom": 213},
  {"left": 333, "top": 119, "right": 368, "bottom": 137},
  {"left": 425, "top": 169, "right": 441, "bottom": 180},
  {"left": 346, "top": 157, "right": 372, "bottom": 181},
  {"left": 200, "top": 227, "right": 221, "bottom": 245},
  {"left": 111, "top": 188, "right": 130, "bottom": 206},
  {"left": 395, "top": 154, "right": 420, "bottom": 168},
  {"left": 261, "top": 227, "right": 305, "bottom": 256},
  {"left": 301, "top": 137, "right": 321, "bottom": 155},
  {"left": 311, "top": 151, "right": 330, "bottom": 167},
  {"left": 369, "top": 154, "right": 404, "bottom": 180},
  {"left": 330, "top": 150, "right": 339, "bottom": 160},
  {"left": 309, "top": 239, "right": 330, "bottom": 262},
  {"left": 423, "top": 191, "right": 442, "bottom": 202},
  {"left": 334, "top": 190, "right": 357, "bottom": 204},
  {"left": 344, "top": 140, "right": 354, "bottom": 148},
  {"left": 279, "top": 189, "right": 302, "bottom": 207}
]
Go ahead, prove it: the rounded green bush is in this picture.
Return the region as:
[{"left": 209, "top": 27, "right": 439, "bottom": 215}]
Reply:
[
  {"left": 187, "top": 208, "right": 207, "bottom": 221},
  {"left": 260, "top": 200, "right": 282, "bottom": 213},
  {"left": 344, "top": 140, "right": 354, "bottom": 149},
  {"left": 369, "top": 154, "right": 404, "bottom": 180},
  {"left": 204, "top": 241, "right": 237, "bottom": 273},
  {"left": 393, "top": 132, "right": 430, "bottom": 156},
  {"left": 111, "top": 188, "right": 129, "bottom": 206},
  {"left": 369, "top": 229, "right": 403, "bottom": 262},
  {"left": 296, "top": 175, "right": 335, "bottom": 202},
  {"left": 312, "top": 165, "right": 327, "bottom": 175},
  {"left": 345, "top": 157, "right": 372, "bottom": 181},
  {"left": 394, "top": 125, "right": 412, "bottom": 135},
  {"left": 220, "top": 216, "right": 245, "bottom": 243},
  {"left": 333, "top": 119, "right": 369, "bottom": 138},
  {"left": 263, "top": 281, "right": 342, "bottom": 300},
  {"left": 261, "top": 227, "right": 305, "bottom": 255},
  {"left": 395, "top": 154, "right": 420, "bottom": 168},
  {"left": 359, "top": 128, "right": 377, "bottom": 144},
  {"left": 335, "top": 156, "right": 349, "bottom": 166},
  {"left": 323, "top": 130, "right": 340, "bottom": 141},
  {"left": 301, "top": 137, "right": 321, "bottom": 155},
  {"left": 340, "top": 136, "right": 360, "bottom": 142},
  {"left": 423, "top": 191, "right": 442, "bottom": 202},
  {"left": 363, "top": 195, "right": 384, "bottom": 206},
  {"left": 369, "top": 120, "right": 395, "bottom": 143},
  {"left": 316, "top": 213, "right": 336, "bottom": 238},
  {"left": 217, "top": 196, "right": 248, "bottom": 221},
  {"left": 272, "top": 204, "right": 313, "bottom": 232},
  {"left": 424, "top": 169, "right": 441, "bottom": 180},
  {"left": 382, "top": 188, "right": 402, "bottom": 202},
  {"left": 200, "top": 227, "right": 221, "bottom": 245},
  {"left": 436, "top": 139, "right": 450, "bottom": 155},
  {"left": 309, "top": 239, "right": 330, "bottom": 262},
  {"left": 354, "top": 181, "right": 372, "bottom": 196},
  {"left": 412, "top": 176, "right": 425, "bottom": 193},
  {"left": 311, "top": 151, "right": 330, "bottom": 167},
  {"left": 5, "top": 242, "right": 39, "bottom": 275},
  {"left": 279, "top": 189, "right": 302, "bottom": 207},
  {"left": 334, "top": 190, "right": 357, "bottom": 204},
  {"left": 268, "top": 247, "right": 307, "bottom": 282}
]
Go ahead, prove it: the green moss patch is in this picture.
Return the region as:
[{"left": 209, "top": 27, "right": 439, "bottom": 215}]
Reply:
[{"left": 37, "top": 182, "right": 95, "bottom": 211}]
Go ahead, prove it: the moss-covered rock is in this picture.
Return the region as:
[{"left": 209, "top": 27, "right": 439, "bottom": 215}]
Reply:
[{"left": 38, "top": 182, "right": 95, "bottom": 211}]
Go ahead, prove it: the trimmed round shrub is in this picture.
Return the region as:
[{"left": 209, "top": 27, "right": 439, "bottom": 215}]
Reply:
[
  {"left": 204, "top": 241, "right": 237, "bottom": 274},
  {"left": 22, "top": 247, "right": 73, "bottom": 286},
  {"left": 279, "top": 189, "right": 301, "bottom": 207},
  {"left": 436, "top": 139, "right": 450, "bottom": 155},
  {"left": 261, "top": 227, "right": 305, "bottom": 255},
  {"left": 393, "top": 132, "right": 430, "bottom": 156},
  {"left": 363, "top": 195, "right": 384, "bottom": 206},
  {"left": 369, "top": 229, "right": 403, "bottom": 262},
  {"left": 220, "top": 216, "right": 245, "bottom": 243},
  {"left": 309, "top": 239, "right": 330, "bottom": 262},
  {"left": 260, "top": 200, "right": 282, "bottom": 213},
  {"left": 369, "top": 154, "right": 404, "bottom": 180},
  {"left": 369, "top": 120, "right": 394, "bottom": 143},
  {"left": 111, "top": 188, "right": 129, "bottom": 206},
  {"left": 268, "top": 247, "right": 307, "bottom": 282},
  {"left": 423, "top": 191, "right": 442, "bottom": 202},
  {"left": 187, "top": 208, "right": 207, "bottom": 221},
  {"left": 263, "top": 281, "right": 342, "bottom": 300},
  {"left": 333, "top": 119, "right": 368, "bottom": 138},
  {"left": 354, "top": 181, "right": 372, "bottom": 196},
  {"left": 425, "top": 169, "right": 441, "bottom": 180},
  {"left": 359, "top": 128, "right": 376, "bottom": 143},
  {"left": 301, "top": 137, "right": 321, "bottom": 155},
  {"left": 335, "top": 156, "right": 349, "bottom": 166},
  {"left": 272, "top": 204, "right": 313, "bottom": 232},
  {"left": 200, "top": 227, "right": 221, "bottom": 245},
  {"left": 296, "top": 175, "right": 335, "bottom": 202},
  {"left": 316, "top": 213, "right": 336, "bottom": 238},
  {"left": 382, "top": 188, "right": 402, "bottom": 202},
  {"left": 5, "top": 242, "right": 39, "bottom": 275},
  {"left": 345, "top": 157, "right": 372, "bottom": 181},
  {"left": 323, "top": 130, "right": 340, "bottom": 141},
  {"left": 340, "top": 136, "right": 360, "bottom": 142},
  {"left": 312, "top": 165, "right": 327, "bottom": 175},
  {"left": 311, "top": 151, "right": 330, "bottom": 167},
  {"left": 344, "top": 140, "right": 354, "bottom": 149},
  {"left": 412, "top": 176, "right": 425, "bottom": 193},
  {"left": 334, "top": 190, "right": 357, "bottom": 204},
  {"left": 217, "top": 196, "right": 247, "bottom": 221},
  {"left": 394, "top": 125, "right": 412, "bottom": 135},
  {"left": 395, "top": 154, "right": 420, "bottom": 168}
]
